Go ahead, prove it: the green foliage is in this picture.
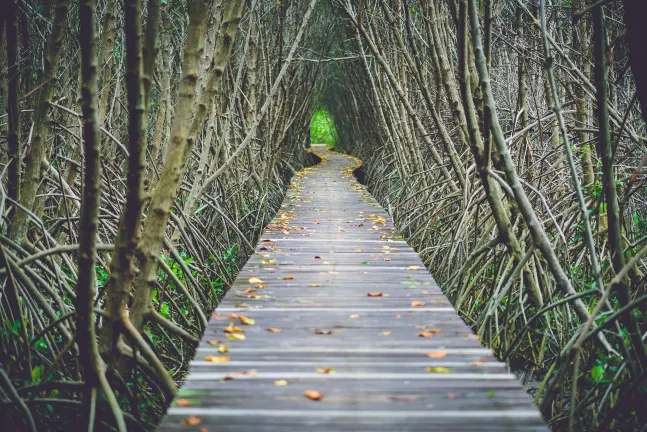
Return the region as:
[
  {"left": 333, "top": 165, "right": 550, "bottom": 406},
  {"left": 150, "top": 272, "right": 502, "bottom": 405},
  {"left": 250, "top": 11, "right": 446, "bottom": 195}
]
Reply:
[{"left": 310, "top": 108, "right": 337, "bottom": 148}]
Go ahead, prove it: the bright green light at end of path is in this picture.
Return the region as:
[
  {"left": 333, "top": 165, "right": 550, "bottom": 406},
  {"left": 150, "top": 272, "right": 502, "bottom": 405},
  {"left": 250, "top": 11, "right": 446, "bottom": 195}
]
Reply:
[{"left": 310, "top": 108, "right": 338, "bottom": 148}]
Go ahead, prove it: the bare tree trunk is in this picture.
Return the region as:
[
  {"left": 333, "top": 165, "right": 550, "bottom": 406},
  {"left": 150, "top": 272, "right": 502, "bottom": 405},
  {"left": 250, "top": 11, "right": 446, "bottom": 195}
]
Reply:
[{"left": 9, "top": 0, "right": 68, "bottom": 244}]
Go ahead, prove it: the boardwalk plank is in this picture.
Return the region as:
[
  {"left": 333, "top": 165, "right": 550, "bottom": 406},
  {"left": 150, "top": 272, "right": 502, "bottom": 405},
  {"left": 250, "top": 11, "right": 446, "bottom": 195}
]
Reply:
[{"left": 158, "top": 148, "right": 546, "bottom": 431}]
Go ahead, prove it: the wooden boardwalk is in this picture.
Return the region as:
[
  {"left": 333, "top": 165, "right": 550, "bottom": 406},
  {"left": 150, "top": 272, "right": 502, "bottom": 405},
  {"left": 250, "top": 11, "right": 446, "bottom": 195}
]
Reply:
[{"left": 159, "top": 147, "right": 546, "bottom": 431}]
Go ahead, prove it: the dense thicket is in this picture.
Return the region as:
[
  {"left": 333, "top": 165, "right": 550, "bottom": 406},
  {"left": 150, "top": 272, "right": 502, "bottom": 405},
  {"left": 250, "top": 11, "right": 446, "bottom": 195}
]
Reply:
[
  {"left": 0, "top": 0, "right": 322, "bottom": 429},
  {"left": 325, "top": 1, "right": 647, "bottom": 430},
  {"left": 1, "top": 0, "right": 647, "bottom": 431}
]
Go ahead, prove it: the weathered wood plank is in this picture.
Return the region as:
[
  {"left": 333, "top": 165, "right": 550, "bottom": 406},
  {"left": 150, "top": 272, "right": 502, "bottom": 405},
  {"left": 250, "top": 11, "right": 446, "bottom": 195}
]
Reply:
[{"left": 158, "top": 150, "right": 546, "bottom": 431}]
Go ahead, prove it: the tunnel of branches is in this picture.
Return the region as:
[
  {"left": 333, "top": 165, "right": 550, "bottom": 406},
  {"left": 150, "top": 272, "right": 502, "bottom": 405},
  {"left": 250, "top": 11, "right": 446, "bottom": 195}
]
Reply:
[{"left": 1, "top": 0, "right": 647, "bottom": 430}]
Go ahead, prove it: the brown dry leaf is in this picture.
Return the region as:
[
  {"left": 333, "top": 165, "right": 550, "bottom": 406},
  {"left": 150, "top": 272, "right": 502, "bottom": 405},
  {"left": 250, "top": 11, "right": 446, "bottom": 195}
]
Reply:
[
  {"left": 228, "top": 313, "right": 240, "bottom": 319},
  {"left": 389, "top": 396, "right": 420, "bottom": 402},
  {"left": 349, "top": 314, "right": 360, "bottom": 319},
  {"left": 381, "top": 331, "right": 392, "bottom": 336},
  {"left": 227, "top": 333, "right": 246, "bottom": 341},
  {"left": 176, "top": 399, "right": 192, "bottom": 407},
  {"left": 217, "top": 344, "right": 230, "bottom": 353},
  {"left": 307, "top": 283, "right": 321, "bottom": 287},
  {"left": 283, "top": 275, "right": 294, "bottom": 280},
  {"left": 207, "top": 339, "right": 222, "bottom": 345},
  {"left": 274, "top": 380, "right": 288, "bottom": 386},
  {"left": 314, "top": 256, "right": 322, "bottom": 259},
  {"left": 314, "top": 329, "right": 333, "bottom": 335},
  {"left": 367, "top": 292, "right": 383, "bottom": 297},
  {"left": 304, "top": 390, "right": 324, "bottom": 401},
  {"left": 446, "top": 392, "right": 460, "bottom": 399},
  {"left": 266, "top": 327, "right": 282, "bottom": 333},
  {"left": 384, "top": 257, "right": 391, "bottom": 262},
  {"left": 204, "top": 356, "right": 230, "bottom": 363},
  {"left": 239, "top": 315, "right": 255, "bottom": 325},
  {"left": 248, "top": 277, "right": 264, "bottom": 284},
  {"left": 242, "top": 287, "right": 256, "bottom": 293},
  {"left": 411, "top": 301, "right": 426, "bottom": 307},
  {"left": 180, "top": 416, "right": 202, "bottom": 425},
  {"left": 426, "top": 351, "right": 448, "bottom": 358},
  {"left": 417, "top": 332, "right": 435, "bottom": 338},
  {"left": 316, "top": 367, "right": 335, "bottom": 374}
]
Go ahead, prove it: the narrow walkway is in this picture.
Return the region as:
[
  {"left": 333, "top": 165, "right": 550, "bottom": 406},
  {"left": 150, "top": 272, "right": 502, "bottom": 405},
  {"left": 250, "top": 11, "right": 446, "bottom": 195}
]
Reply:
[{"left": 160, "top": 148, "right": 546, "bottom": 431}]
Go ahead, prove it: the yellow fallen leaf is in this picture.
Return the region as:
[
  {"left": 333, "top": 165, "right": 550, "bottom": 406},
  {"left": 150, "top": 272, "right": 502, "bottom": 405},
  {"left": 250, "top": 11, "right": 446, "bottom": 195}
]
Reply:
[
  {"left": 266, "top": 328, "right": 282, "bottom": 333},
  {"left": 304, "top": 390, "right": 324, "bottom": 401},
  {"left": 283, "top": 275, "right": 294, "bottom": 280},
  {"left": 227, "top": 333, "right": 246, "bottom": 341},
  {"left": 349, "top": 314, "right": 360, "bottom": 319},
  {"left": 248, "top": 277, "right": 264, "bottom": 284},
  {"left": 224, "top": 324, "right": 245, "bottom": 333},
  {"left": 307, "top": 283, "right": 321, "bottom": 287},
  {"left": 204, "top": 356, "right": 230, "bottom": 363},
  {"left": 384, "top": 257, "right": 391, "bottom": 261},
  {"left": 274, "top": 380, "right": 288, "bottom": 386},
  {"left": 407, "top": 266, "right": 421, "bottom": 270},
  {"left": 411, "top": 301, "right": 426, "bottom": 307},
  {"left": 207, "top": 339, "right": 222, "bottom": 345},
  {"left": 426, "top": 351, "right": 447, "bottom": 358},
  {"left": 426, "top": 367, "right": 453, "bottom": 373},
  {"left": 176, "top": 399, "right": 192, "bottom": 407},
  {"left": 217, "top": 344, "right": 230, "bottom": 353},
  {"left": 381, "top": 331, "right": 392, "bottom": 336},
  {"left": 239, "top": 315, "right": 255, "bottom": 325}
]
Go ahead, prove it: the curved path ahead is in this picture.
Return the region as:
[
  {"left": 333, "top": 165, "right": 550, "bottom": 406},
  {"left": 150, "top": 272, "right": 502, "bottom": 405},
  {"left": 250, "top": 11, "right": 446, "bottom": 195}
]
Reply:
[{"left": 160, "top": 147, "right": 546, "bottom": 431}]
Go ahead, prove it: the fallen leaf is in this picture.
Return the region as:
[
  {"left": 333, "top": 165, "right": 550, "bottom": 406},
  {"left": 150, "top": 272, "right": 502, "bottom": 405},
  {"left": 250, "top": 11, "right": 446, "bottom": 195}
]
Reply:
[
  {"left": 304, "top": 390, "right": 324, "bottom": 401},
  {"left": 204, "top": 355, "right": 230, "bottom": 363},
  {"left": 418, "top": 332, "right": 436, "bottom": 338},
  {"left": 217, "top": 345, "right": 230, "bottom": 353},
  {"left": 274, "top": 380, "right": 288, "bottom": 386},
  {"left": 314, "top": 329, "right": 333, "bottom": 335},
  {"left": 426, "top": 351, "right": 447, "bottom": 358},
  {"left": 314, "top": 256, "right": 322, "bottom": 259},
  {"left": 426, "top": 367, "right": 453, "bottom": 373},
  {"left": 207, "top": 339, "right": 222, "bottom": 345},
  {"left": 471, "top": 360, "right": 484, "bottom": 366},
  {"left": 307, "top": 283, "right": 321, "bottom": 287},
  {"left": 411, "top": 301, "right": 426, "bottom": 307},
  {"left": 283, "top": 275, "right": 294, "bottom": 280},
  {"left": 227, "top": 333, "right": 246, "bottom": 341},
  {"left": 381, "top": 331, "right": 392, "bottom": 336},
  {"left": 407, "top": 266, "right": 421, "bottom": 270},
  {"left": 228, "top": 313, "right": 240, "bottom": 319},
  {"left": 224, "top": 324, "right": 245, "bottom": 333},
  {"left": 349, "top": 314, "right": 360, "bottom": 319},
  {"left": 384, "top": 257, "right": 391, "bottom": 261},
  {"left": 248, "top": 277, "right": 264, "bottom": 284},
  {"left": 243, "top": 287, "right": 256, "bottom": 293},
  {"left": 446, "top": 392, "right": 460, "bottom": 399},
  {"left": 316, "top": 367, "right": 335, "bottom": 374},
  {"left": 180, "top": 416, "right": 202, "bottom": 425},
  {"left": 238, "top": 315, "right": 255, "bottom": 325},
  {"left": 389, "top": 396, "right": 420, "bottom": 402},
  {"left": 367, "top": 292, "right": 383, "bottom": 297},
  {"left": 176, "top": 399, "right": 192, "bottom": 407},
  {"left": 266, "top": 328, "right": 282, "bottom": 333}
]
